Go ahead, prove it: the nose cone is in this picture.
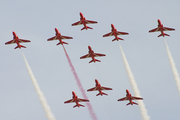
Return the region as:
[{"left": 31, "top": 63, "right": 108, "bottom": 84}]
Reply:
[
  {"left": 158, "top": 19, "right": 161, "bottom": 24},
  {"left": 72, "top": 91, "right": 76, "bottom": 96},
  {"left": 95, "top": 79, "right": 98, "bottom": 84},
  {"left": 88, "top": 46, "right": 91, "bottom": 50},
  {"left": 80, "top": 12, "right": 83, "bottom": 18},
  {"left": 111, "top": 24, "right": 114, "bottom": 28},
  {"left": 12, "top": 31, "right": 16, "bottom": 36},
  {"left": 126, "top": 89, "right": 129, "bottom": 93},
  {"left": 55, "top": 28, "right": 59, "bottom": 33}
]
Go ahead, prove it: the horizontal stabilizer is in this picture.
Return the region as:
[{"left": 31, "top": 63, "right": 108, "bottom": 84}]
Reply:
[
  {"left": 14, "top": 45, "right": 26, "bottom": 49},
  {"left": 73, "top": 104, "right": 85, "bottom": 108},
  {"left": 57, "top": 42, "right": 68, "bottom": 45},
  {"left": 133, "top": 102, "right": 138, "bottom": 105},
  {"left": 126, "top": 102, "right": 138, "bottom": 106},
  {"left": 96, "top": 92, "right": 108, "bottom": 96},
  {"left": 81, "top": 26, "right": 93, "bottom": 31},
  {"left": 21, "top": 45, "right": 26, "bottom": 48},
  {"left": 14, "top": 46, "right": 19, "bottom": 49},
  {"left": 112, "top": 37, "right": 124, "bottom": 42},
  {"left": 126, "top": 103, "right": 131, "bottom": 106},
  {"left": 89, "top": 60, "right": 94, "bottom": 63},
  {"left": 89, "top": 59, "right": 101, "bottom": 63},
  {"left": 158, "top": 33, "right": 170, "bottom": 37}
]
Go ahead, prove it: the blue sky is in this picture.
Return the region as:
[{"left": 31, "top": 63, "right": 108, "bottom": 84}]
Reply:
[{"left": 0, "top": 0, "right": 180, "bottom": 120}]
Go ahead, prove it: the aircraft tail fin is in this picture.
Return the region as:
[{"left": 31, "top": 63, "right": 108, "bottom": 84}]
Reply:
[
  {"left": 14, "top": 45, "right": 26, "bottom": 49},
  {"left": 126, "top": 102, "right": 138, "bottom": 106},
  {"left": 89, "top": 59, "right": 101, "bottom": 63},
  {"left": 96, "top": 92, "right": 108, "bottom": 96},
  {"left": 57, "top": 42, "right": 68, "bottom": 46},
  {"left": 112, "top": 37, "right": 124, "bottom": 42},
  {"left": 81, "top": 26, "right": 93, "bottom": 31},
  {"left": 73, "top": 104, "right": 85, "bottom": 108},
  {"left": 158, "top": 33, "right": 170, "bottom": 37}
]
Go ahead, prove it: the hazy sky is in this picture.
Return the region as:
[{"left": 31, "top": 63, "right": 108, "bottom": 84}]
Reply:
[{"left": 0, "top": 0, "right": 180, "bottom": 120}]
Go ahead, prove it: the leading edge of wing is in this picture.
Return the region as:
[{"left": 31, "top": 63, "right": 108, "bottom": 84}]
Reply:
[
  {"left": 117, "top": 97, "right": 128, "bottom": 101},
  {"left": 77, "top": 98, "right": 89, "bottom": 102},
  {"left": 93, "top": 53, "right": 106, "bottom": 57},
  {"left": 116, "top": 31, "right": 129, "bottom": 35},
  {"left": 103, "top": 32, "right": 114, "bottom": 37},
  {"left": 72, "top": 20, "right": 83, "bottom": 26},
  {"left": 85, "top": 20, "right": 98, "bottom": 24},
  {"left": 163, "top": 27, "right": 175, "bottom": 31},
  {"left": 149, "top": 27, "right": 160, "bottom": 32},
  {"left": 18, "top": 39, "right": 31, "bottom": 43},
  {"left": 101, "top": 86, "right": 113, "bottom": 90},
  {"left": 64, "top": 98, "right": 75, "bottom": 103},
  {"left": 87, "top": 87, "right": 98, "bottom": 91},
  {"left": 5, "top": 40, "right": 16, "bottom": 45},
  {"left": 131, "top": 96, "right": 143, "bottom": 100},
  {"left": 61, "top": 35, "right": 73, "bottom": 39},
  {"left": 47, "top": 36, "right": 58, "bottom": 41},
  {"left": 80, "top": 53, "right": 92, "bottom": 59}
]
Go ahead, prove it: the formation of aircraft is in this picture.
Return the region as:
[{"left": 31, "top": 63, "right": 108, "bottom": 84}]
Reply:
[
  {"left": 80, "top": 46, "right": 106, "bottom": 63},
  {"left": 64, "top": 91, "right": 89, "bottom": 108},
  {"left": 5, "top": 31, "right": 31, "bottom": 49},
  {"left": 72, "top": 12, "right": 98, "bottom": 30},
  {"left": 87, "top": 79, "right": 112, "bottom": 96},
  {"left": 103, "top": 24, "right": 129, "bottom": 41},
  {"left": 117, "top": 89, "right": 143, "bottom": 106},
  {"left": 5, "top": 13, "right": 176, "bottom": 108},
  {"left": 149, "top": 19, "right": 175, "bottom": 37},
  {"left": 47, "top": 28, "right": 73, "bottom": 45}
]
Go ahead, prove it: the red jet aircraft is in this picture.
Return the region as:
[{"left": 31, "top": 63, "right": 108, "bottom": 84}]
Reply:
[
  {"left": 87, "top": 79, "right": 112, "bottom": 96},
  {"left": 5, "top": 31, "right": 31, "bottom": 49},
  {"left": 72, "top": 12, "right": 98, "bottom": 30},
  {"left": 47, "top": 28, "right": 73, "bottom": 45},
  {"left": 117, "top": 89, "right": 143, "bottom": 106},
  {"left": 80, "top": 46, "right": 106, "bottom": 63},
  {"left": 64, "top": 91, "right": 89, "bottom": 108},
  {"left": 149, "top": 19, "right": 175, "bottom": 37},
  {"left": 103, "top": 24, "right": 129, "bottom": 41}
]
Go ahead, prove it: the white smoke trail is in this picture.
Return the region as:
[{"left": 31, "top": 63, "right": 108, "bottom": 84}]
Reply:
[
  {"left": 22, "top": 52, "right": 56, "bottom": 120},
  {"left": 119, "top": 43, "right": 150, "bottom": 120},
  {"left": 164, "top": 39, "right": 180, "bottom": 96}
]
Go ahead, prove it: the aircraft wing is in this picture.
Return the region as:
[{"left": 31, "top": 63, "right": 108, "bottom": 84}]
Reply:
[
  {"left": 18, "top": 39, "right": 31, "bottom": 43},
  {"left": 80, "top": 53, "right": 92, "bottom": 59},
  {"left": 77, "top": 98, "right": 89, "bottom": 102},
  {"left": 149, "top": 27, "right": 175, "bottom": 32},
  {"left": 72, "top": 20, "right": 83, "bottom": 26},
  {"left": 87, "top": 87, "right": 98, "bottom": 91},
  {"left": 64, "top": 98, "right": 75, "bottom": 103},
  {"left": 131, "top": 96, "right": 143, "bottom": 100},
  {"left": 162, "top": 27, "right": 175, "bottom": 31},
  {"left": 93, "top": 53, "right": 106, "bottom": 57},
  {"left": 149, "top": 27, "right": 160, "bottom": 32},
  {"left": 5, "top": 39, "right": 31, "bottom": 45},
  {"left": 61, "top": 35, "right": 73, "bottom": 39},
  {"left": 117, "top": 97, "right": 129, "bottom": 101},
  {"left": 100, "top": 86, "right": 113, "bottom": 90},
  {"left": 47, "top": 36, "right": 58, "bottom": 41},
  {"left": 85, "top": 20, "right": 98, "bottom": 24},
  {"left": 5, "top": 40, "right": 16, "bottom": 45},
  {"left": 103, "top": 32, "right": 114, "bottom": 37},
  {"left": 116, "top": 31, "right": 129, "bottom": 35}
]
